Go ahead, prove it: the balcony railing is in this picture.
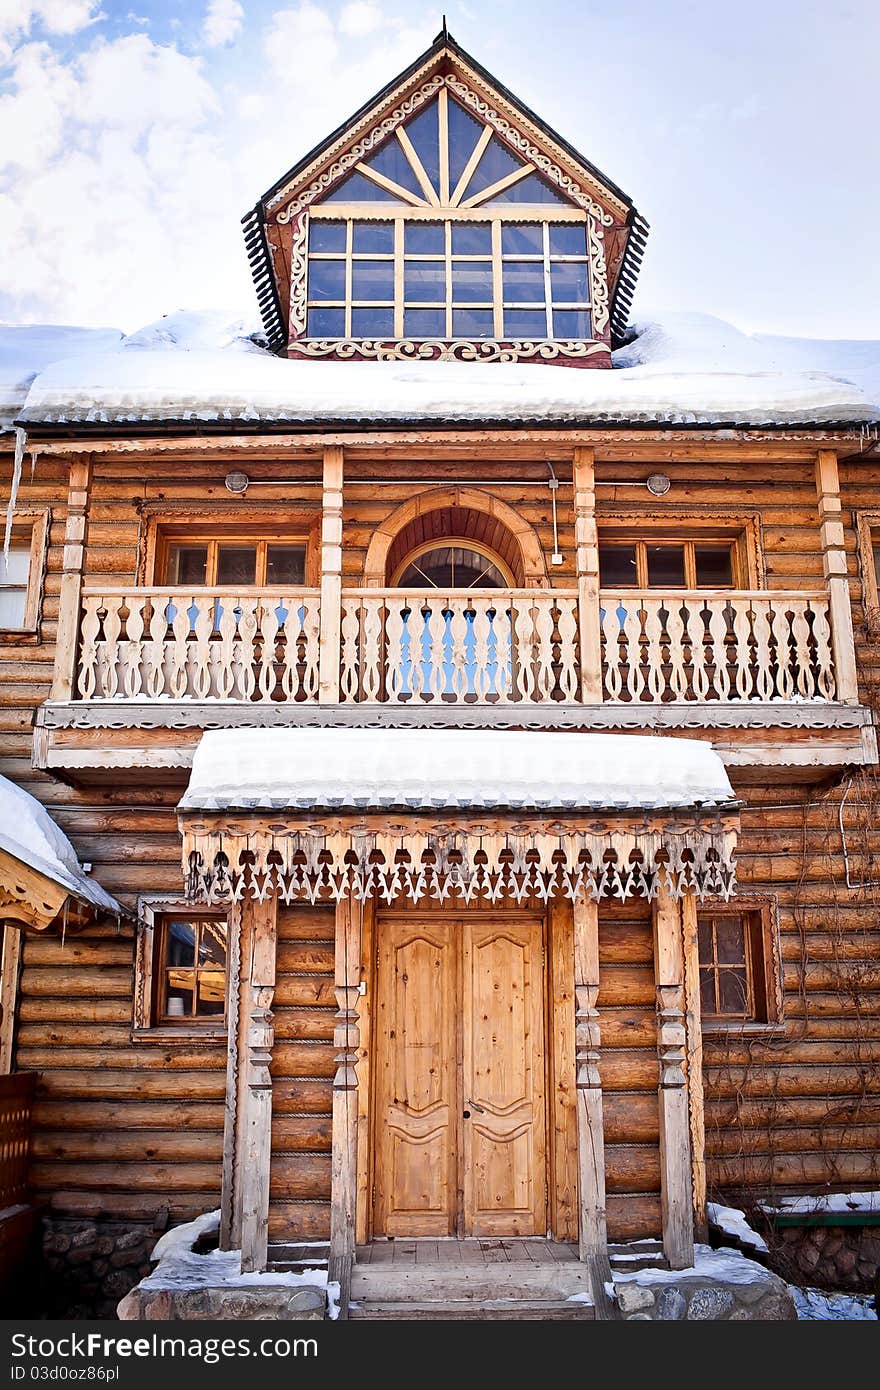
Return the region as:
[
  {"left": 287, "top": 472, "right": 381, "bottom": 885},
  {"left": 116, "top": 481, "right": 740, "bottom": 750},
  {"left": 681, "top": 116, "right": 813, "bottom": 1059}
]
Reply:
[
  {"left": 0, "top": 1072, "right": 35, "bottom": 1212},
  {"left": 73, "top": 584, "right": 839, "bottom": 706}
]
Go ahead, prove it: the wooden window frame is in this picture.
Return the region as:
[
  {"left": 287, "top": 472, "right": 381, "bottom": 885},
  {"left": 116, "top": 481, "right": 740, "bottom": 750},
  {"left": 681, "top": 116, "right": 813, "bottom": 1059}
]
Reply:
[
  {"left": 597, "top": 510, "right": 764, "bottom": 590},
  {"left": 133, "top": 897, "right": 229, "bottom": 1041},
  {"left": 142, "top": 516, "right": 320, "bottom": 589},
  {"left": 0, "top": 506, "right": 49, "bottom": 641},
  {"left": 697, "top": 897, "right": 782, "bottom": 1033},
  {"left": 856, "top": 511, "right": 880, "bottom": 632}
]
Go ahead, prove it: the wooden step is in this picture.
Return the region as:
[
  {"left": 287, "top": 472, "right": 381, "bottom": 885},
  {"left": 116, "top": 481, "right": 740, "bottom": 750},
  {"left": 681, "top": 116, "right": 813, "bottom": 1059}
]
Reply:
[
  {"left": 351, "top": 1261, "right": 591, "bottom": 1303},
  {"left": 349, "top": 1299, "right": 595, "bottom": 1321}
]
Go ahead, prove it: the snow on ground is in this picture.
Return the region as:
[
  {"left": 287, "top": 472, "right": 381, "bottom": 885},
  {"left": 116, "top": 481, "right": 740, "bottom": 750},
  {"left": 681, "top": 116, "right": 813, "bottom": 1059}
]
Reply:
[
  {"left": 708, "top": 1201, "right": 769, "bottom": 1254},
  {"left": 614, "top": 1244, "right": 775, "bottom": 1288},
  {"left": 791, "top": 1286, "right": 877, "bottom": 1320},
  {"left": 0, "top": 772, "right": 120, "bottom": 914},
  {"left": 761, "top": 1190, "right": 880, "bottom": 1215},
  {"left": 3, "top": 310, "right": 878, "bottom": 431}
]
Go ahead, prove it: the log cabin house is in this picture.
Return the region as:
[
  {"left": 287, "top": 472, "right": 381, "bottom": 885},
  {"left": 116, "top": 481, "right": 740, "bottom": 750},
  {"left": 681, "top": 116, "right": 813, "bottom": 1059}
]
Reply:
[{"left": 1, "top": 28, "right": 879, "bottom": 1319}]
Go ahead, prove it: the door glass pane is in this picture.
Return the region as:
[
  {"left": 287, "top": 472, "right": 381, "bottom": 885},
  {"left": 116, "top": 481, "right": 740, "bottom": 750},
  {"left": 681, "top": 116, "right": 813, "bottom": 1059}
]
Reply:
[
  {"left": 452, "top": 308, "right": 494, "bottom": 338},
  {"left": 0, "top": 589, "right": 26, "bottom": 627},
  {"left": 352, "top": 307, "right": 394, "bottom": 337},
  {"left": 216, "top": 546, "right": 257, "bottom": 585},
  {"left": 646, "top": 545, "right": 686, "bottom": 587},
  {"left": 502, "top": 261, "right": 545, "bottom": 302},
  {"left": 549, "top": 225, "right": 588, "bottom": 257},
  {"left": 308, "top": 220, "right": 346, "bottom": 254},
  {"left": 404, "top": 309, "right": 445, "bottom": 338},
  {"left": 599, "top": 545, "right": 638, "bottom": 587},
  {"left": 266, "top": 545, "right": 306, "bottom": 586},
  {"left": 307, "top": 259, "right": 346, "bottom": 301},
  {"left": 166, "top": 544, "right": 208, "bottom": 586},
  {"left": 351, "top": 222, "right": 394, "bottom": 254},
  {"left": 694, "top": 545, "right": 734, "bottom": 587},
  {"left": 501, "top": 224, "right": 543, "bottom": 255},
  {"left": 405, "top": 221, "right": 444, "bottom": 255},
  {"left": 503, "top": 309, "right": 546, "bottom": 338},
  {"left": 451, "top": 262, "right": 493, "bottom": 302},
  {"left": 451, "top": 223, "right": 492, "bottom": 256},
  {"left": 351, "top": 260, "right": 394, "bottom": 301},
  {"left": 404, "top": 261, "right": 445, "bottom": 302}
]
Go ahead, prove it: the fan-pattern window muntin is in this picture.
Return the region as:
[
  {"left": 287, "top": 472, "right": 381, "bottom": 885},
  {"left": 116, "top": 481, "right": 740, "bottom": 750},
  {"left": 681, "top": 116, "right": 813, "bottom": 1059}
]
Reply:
[
  {"left": 598, "top": 538, "right": 739, "bottom": 590},
  {"left": 393, "top": 541, "right": 513, "bottom": 589},
  {"left": 304, "top": 90, "right": 591, "bottom": 343},
  {"left": 157, "top": 914, "right": 228, "bottom": 1024}
]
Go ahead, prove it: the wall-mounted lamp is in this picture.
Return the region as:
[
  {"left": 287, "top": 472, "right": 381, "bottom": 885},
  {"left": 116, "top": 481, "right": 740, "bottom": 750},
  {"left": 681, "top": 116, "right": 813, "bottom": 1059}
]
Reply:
[
  {"left": 646, "top": 472, "right": 672, "bottom": 497},
  {"left": 225, "top": 471, "right": 249, "bottom": 494}
]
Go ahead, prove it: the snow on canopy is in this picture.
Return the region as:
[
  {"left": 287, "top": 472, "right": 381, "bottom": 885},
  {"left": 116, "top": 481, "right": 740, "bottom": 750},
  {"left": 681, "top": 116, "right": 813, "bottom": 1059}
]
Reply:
[
  {"left": 0, "top": 772, "right": 119, "bottom": 914},
  {"left": 4, "top": 310, "right": 879, "bottom": 431}
]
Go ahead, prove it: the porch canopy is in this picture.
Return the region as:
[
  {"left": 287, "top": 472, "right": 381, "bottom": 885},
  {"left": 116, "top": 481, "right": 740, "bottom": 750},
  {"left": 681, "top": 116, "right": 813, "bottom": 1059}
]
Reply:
[{"left": 178, "top": 727, "right": 739, "bottom": 905}]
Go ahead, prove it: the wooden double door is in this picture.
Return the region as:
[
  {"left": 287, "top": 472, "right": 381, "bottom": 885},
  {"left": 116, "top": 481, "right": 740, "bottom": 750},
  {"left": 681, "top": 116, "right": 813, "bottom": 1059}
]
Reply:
[{"left": 373, "top": 912, "right": 547, "bottom": 1237}]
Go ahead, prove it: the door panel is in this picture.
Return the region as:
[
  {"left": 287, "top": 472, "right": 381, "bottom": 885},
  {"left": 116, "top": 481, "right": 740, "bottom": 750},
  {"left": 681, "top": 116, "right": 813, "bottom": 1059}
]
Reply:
[
  {"left": 373, "top": 921, "right": 456, "bottom": 1235},
  {"left": 462, "top": 918, "right": 547, "bottom": 1235}
]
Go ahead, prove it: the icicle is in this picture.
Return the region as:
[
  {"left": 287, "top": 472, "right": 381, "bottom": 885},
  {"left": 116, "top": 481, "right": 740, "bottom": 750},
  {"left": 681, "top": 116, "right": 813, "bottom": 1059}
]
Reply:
[
  {"left": 3, "top": 426, "right": 26, "bottom": 565},
  {"left": 30, "top": 449, "right": 39, "bottom": 481}
]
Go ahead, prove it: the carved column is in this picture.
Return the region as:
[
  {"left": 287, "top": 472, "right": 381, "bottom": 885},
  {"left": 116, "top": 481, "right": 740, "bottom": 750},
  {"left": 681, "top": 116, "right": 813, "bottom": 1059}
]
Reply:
[
  {"left": 652, "top": 881, "right": 695, "bottom": 1270},
  {"left": 318, "top": 445, "right": 344, "bottom": 703},
  {"left": 681, "top": 891, "right": 708, "bottom": 1241},
  {"left": 572, "top": 895, "right": 615, "bottom": 1317},
  {"left": 238, "top": 897, "right": 277, "bottom": 1274},
  {"left": 816, "top": 448, "right": 858, "bottom": 703},
  {"left": 51, "top": 455, "right": 91, "bottom": 701},
  {"left": 572, "top": 446, "right": 603, "bottom": 703},
  {"left": 329, "top": 895, "right": 362, "bottom": 1317},
  {"left": 219, "top": 903, "right": 243, "bottom": 1250}
]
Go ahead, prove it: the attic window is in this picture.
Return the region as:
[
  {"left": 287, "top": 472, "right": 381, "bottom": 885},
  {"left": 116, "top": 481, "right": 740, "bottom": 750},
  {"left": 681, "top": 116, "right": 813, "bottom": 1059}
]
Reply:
[{"left": 302, "top": 91, "right": 594, "bottom": 349}]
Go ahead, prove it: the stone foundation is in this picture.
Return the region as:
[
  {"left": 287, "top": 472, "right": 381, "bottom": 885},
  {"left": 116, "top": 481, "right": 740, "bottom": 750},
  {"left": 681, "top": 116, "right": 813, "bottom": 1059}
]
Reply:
[
  {"left": 614, "top": 1245, "right": 797, "bottom": 1320},
  {"left": 767, "top": 1224, "right": 880, "bottom": 1294},
  {"left": 41, "top": 1215, "right": 168, "bottom": 1319},
  {"left": 118, "top": 1285, "right": 325, "bottom": 1320}
]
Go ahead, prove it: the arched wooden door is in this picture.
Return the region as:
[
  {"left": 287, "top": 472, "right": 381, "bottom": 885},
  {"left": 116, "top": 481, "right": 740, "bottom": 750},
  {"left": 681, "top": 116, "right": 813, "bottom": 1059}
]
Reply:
[{"left": 372, "top": 912, "right": 547, "bottom": 1238}]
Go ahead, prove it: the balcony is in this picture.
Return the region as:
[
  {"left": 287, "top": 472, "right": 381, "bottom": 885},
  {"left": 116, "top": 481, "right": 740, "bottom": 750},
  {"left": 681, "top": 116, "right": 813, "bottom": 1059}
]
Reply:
[{"left": 35, "top": 582, "right": 874, "bottom": 780}]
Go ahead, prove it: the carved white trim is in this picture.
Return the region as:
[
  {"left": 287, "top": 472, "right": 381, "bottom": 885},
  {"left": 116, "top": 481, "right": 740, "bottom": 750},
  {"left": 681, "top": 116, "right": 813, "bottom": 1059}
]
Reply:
[
  {"left": 288, "top": 213, "right": 308, "bottom": 337},
  {"left": 287, "top": 337, "right": 608, "bottom": 364}
]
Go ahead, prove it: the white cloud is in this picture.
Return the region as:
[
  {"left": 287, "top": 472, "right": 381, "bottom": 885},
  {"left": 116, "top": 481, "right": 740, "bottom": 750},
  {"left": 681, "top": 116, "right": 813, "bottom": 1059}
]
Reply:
[
  {"left": 339, "top": 2, "right": 385, "bottom": 37},
  {"left": 202, "top": 0, "right": 243, "bottom": 48},
  {"left": 0, "top": 0, "right": 102, "bottom": 62}
]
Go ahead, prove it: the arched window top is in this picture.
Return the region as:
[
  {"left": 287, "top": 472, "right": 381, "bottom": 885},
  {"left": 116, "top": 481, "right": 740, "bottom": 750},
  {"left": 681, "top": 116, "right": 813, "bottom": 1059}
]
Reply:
[{"left": 393, "top": 540, "right": 513, "bottom": 589}]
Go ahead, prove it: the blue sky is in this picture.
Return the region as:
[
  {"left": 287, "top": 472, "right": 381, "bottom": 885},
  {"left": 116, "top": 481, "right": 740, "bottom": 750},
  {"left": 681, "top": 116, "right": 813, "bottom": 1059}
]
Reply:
[{"left": 0, "top": 0, "right": 877, "bottom": 337}]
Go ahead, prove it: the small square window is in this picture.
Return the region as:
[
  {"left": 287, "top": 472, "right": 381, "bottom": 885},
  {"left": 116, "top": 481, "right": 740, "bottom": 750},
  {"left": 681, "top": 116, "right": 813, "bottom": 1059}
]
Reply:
[
  {"left": 0, "top": 510, "right": 49, "bottom": 636},
  {"left": 134, "top": 905, "right": 229, "bottom": 1034},
  {"left": 697, "top": 905, "right": 779, "bottom": 1027}
]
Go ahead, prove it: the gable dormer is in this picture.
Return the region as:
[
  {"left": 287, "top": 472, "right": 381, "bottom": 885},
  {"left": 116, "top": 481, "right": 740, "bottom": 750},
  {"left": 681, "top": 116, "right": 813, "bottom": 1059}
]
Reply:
[{"left": 243, "top": 28, "right": 647, "bottom": 365}]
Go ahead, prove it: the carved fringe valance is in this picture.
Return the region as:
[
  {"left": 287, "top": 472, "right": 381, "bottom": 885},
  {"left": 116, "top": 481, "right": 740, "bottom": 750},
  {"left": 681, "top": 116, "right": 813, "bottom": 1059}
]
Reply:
[{"left": 180, "top": 815, "right": 738, "bottom": 905}]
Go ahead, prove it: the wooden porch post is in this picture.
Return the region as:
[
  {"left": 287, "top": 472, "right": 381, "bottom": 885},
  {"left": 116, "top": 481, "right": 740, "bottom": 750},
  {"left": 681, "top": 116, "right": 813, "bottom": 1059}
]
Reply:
[
  {"left": 219, "top": 903, "right": 244, "bottom": 1250},
  {"left": 680, "top": 891, "right": 708, "bottom": 1242},
  {"left": 652, "top": 882, "right": 695, "bottom": 1270},
  {"left": 51, "top": 455, "right": 91, "bottom": 701},
  {"left": 329, "top": 895, "right": 362, "bottom": 1318},
  {"left": 239, "top": 896, "right": 277, "bottom": 1273},
  {"left": 318, "top": 445, "right": 344, "bottom": 703},
  {"left": 572, "top": 446, "right": 603, "bottom": 703},
  {"left": 0, "top": 924, "right": 23, "bottom": 1074},
  {"left": 572, "top": 894, "right": 616, "bottom": 1318},
  {"left": 815, "top": 448, "right": 858, "bottom": 704}
]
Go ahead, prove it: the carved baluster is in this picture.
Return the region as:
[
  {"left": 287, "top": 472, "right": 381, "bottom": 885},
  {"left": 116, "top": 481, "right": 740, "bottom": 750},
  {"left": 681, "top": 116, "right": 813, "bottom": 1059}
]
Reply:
[
  {"left": 360, "top": 597, "right": 384, "bottom": 702},
  {"left": 425, "top": 597, "right": 447, "bottom": 701},
  {"left": 556, "top": 596, "right": 579, "bottom": 702},
  {"left": 790, "top": 600, "right": 813, "bottom": 698},
  {"left": 98, "top": 594, "right": 122, "bottom": 700},
  {"left": 448, "top": 597, "right": 470, "bottom": 701},
  {"left": 493, "top": 599, "right": 513, "bottom": 703},
  {"left": 237, "top": 598, "right": 259, "bottom": 703},
  {"left": 653, "top": 882, "right": 695, "bottom": 1270},
  {"left": 382, "top": 595, "right": 404, "bottom": 701},
  {"left": 621, "top": 598, "right": 643, "bottom": 701},
  {"left": 166, "top": 593, "right": 192, "bottom": 699},
  {"left": 666, "top": 597, "right": 690, "bottom": 700},
  {"left": 256, "top": 596, "right": 281, "bottom": 703},
  {"left": 471, "top": 597, "right": 492, "bottom": 700},
  {"left": 143, "top": 595, "right": 169, "bottom": 698},
  {"left": 339, "top": 596, "right": 360, "bottom": 702},
  {"left": 533, "top": 596, "right": 555, "bottom": 702},
  {"left": 811, "top": 598, "right": 836, "bottom": 699},
  {"left": 642, "top": 597, "right": 665, "bottom": 702},
  {"left": 212, "top": 594, "right": 237, "bottom": 699},
  {"left": 707, "top": 600, "right": 731, "bottom": 701},
  {"left": 731, "top": 600, "right": 753, "bottom": 698},
  {"left": 190, "top": 593, "right": 214, "bottom": 701},
  {"left": 511, "top": 599, "right": 536, "bottom": 701},
  {"left": 599, "top": 601, "right": 621, "bottom": 702},
  {"left": 752, "top": 599, "right": 776, "bottom": 700},
  {"left": 120, "top": 593, "right": 144, "bottom": 699},
  {"left": 304, "top": 594, "right": 322, "bottom": 701},
  {"left": 76, "top": 595, "right": 102, "bottom": 700},
  {"left": 775, "top": 603, "right": 795, "bottom": 700}
]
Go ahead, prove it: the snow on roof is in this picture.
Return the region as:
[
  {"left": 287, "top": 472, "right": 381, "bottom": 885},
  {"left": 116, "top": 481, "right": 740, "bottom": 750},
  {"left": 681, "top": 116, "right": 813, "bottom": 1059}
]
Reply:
[
  {"left": 5, "top": 310, "right": 879, "bottom": 433},
  {"left": 178, "top": 727, "right": 736, "bottom": 813},
  {"left": 0, "top": 773, "right": 120, "bottom": 914},
  {"left": 0, "top": 324, "right": 124, "bottom": 434}
]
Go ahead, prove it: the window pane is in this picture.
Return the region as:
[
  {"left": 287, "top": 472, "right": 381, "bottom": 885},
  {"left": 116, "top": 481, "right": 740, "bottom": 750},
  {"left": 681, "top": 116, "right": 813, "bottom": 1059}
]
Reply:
[
  {"left": 165, "top": 975, "right": 194, "bottom": 1017},
  {"left": 308, "top": 220, "right": 346, "bottom": 254},
  {"left": 404, "top": 309, "right": 445, "bottom": 338},
  {"left": 451, "top": 223, "right": 492, "bottom": 256},
  {"left": 699, "top": 967, "right": 715, "bottom": 1014},
  {"left": 549, "top": 225, "right": 588, "bottom": 257},
  {"left": 307, "top": 307, "right": 345, "bottom": 337},
  {"left": 307, "top": 259, "right": 346, "bottom": 301},
  {"left": 198, "top": 920, "right": 227, "bottom": 966},
  {"left": 453, "top": 308, "right": 494, "bottom": 338},
  {"left": 216, "top": 546, "right": 257, "bottom": 585},
  {"left": 716, "top": 917, "right": 746, "bottom": 965},
  {"left": 166, "top": 920, "right": 196, "bottom": 967},
  {"left": 360, "top": 140, "right": 425, "bottom": 200},
  {"left": 646, "top": 545, "right": 686, "bottom": 587},
  {"left": 503, "top": 309, "right": 547, "bottom": 338},
  {"left": 697, "top": 916, "right": 713, "bottom": 960},
  {"left": 351, "top": 260, "right": 393, "bottom": 301},
  {"left": 501, "top": 224, "right": 543, "bottom": 255},
  {"left": 447, "top": 96, "right": 484, "bottom": 191},
  {"left": 401, "top": 546, "right": 506, "bottom": 589},
  {"left": 0, "top": 547, "right": 30, "bottom": 583},
  {"left": 550, "top": 262, "right": 589, "bottom": 302},
  {"left": 405, "top": 222, "right": 444, "bottom": 255},
  {"left": 873, "top": 542, "right": 880, "bottom": 583},
  {"left": 462, "top": 134, "right": 525, "bottom": 200},
  {"left": 718, "top": 967, "right": 749, "bottom": 1015},
  {"left": 352, "top": 307, "right": 394, "bottom": 337},
  {"left": 0, "top": 589, "right": 26, "bottom": 627},
  {"left": 322, "top": 169, "right": 402, "bottom": 202},
  {"left": 405, "top": 261, "right": 445, "bottom": 302},
  {"left": 402, "top": 102, "right": 440, "bottom": 193},
  {"left": 352, "top": 221, "right": 394, "bottom": 254},
  {"left": 266, "top": 545, "right": 306, "bottom": 586},
  {"left": 197, "top": 976, "right": 226, "bottom": 1015},
  {"left": 553, "top": 310, "right": 591, "bottom": 338},
  {"left": 502, "top": 261, "right": 545, "bottom": 302},
  {"left": 452, "top": 262, "right": 493, "bottom": 303},
  {"left": 486, "top": 172, "right": 569, "bottom": 204},
  {"left": 694, "top": 545, "right": 734, "bottom": 587},
  {"left": 599, "top": 545, "right": 638, "bottom": 587},
  {"left": 166, "top": 544, "right": 207, "bottom": 586}
]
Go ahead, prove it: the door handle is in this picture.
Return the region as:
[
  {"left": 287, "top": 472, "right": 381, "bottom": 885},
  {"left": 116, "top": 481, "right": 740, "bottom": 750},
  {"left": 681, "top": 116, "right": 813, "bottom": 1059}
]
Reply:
[{"left": 464, "top": 1099, "right": 486, "bottom": 1114}]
